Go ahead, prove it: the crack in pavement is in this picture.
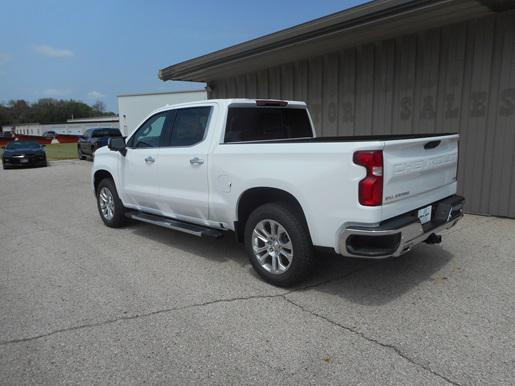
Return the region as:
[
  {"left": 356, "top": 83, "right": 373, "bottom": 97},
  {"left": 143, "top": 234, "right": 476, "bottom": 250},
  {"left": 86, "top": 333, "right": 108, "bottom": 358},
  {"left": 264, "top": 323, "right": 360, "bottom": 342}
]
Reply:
[
  {"left": 0, "top": 293, "right": 286, "bottom": 346},
  {"left": 0, "top": 264, "right": 460, "bottom": 384},
  {"left": 280, "top": 296, "right": 460, "bottom": 386},
  {"left": 0, "top": 267, "right": 366, "bottom": 347}
]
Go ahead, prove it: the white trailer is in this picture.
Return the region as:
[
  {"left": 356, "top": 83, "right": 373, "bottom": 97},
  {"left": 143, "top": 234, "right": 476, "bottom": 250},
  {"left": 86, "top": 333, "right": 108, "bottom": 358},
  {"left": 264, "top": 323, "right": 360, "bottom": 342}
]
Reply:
[{"left": 117, "top": 90, "right": 207, "bottom": 136}]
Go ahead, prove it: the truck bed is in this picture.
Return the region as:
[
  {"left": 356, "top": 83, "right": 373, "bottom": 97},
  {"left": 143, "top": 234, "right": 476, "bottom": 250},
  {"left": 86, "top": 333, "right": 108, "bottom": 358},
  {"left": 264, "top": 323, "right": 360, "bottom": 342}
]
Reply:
[{"left": 221, "top": 133, "right": 456, "bottom": 144}]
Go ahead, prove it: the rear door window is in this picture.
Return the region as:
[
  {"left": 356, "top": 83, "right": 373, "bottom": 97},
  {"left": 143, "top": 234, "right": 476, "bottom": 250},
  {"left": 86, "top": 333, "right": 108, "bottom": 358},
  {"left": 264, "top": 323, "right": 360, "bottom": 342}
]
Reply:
[
  {"left": 224, "top": 107, "right": 312, "bottom": 143},
  {"left": 165, "top": 106, "right": 212, "bottom": 147}
]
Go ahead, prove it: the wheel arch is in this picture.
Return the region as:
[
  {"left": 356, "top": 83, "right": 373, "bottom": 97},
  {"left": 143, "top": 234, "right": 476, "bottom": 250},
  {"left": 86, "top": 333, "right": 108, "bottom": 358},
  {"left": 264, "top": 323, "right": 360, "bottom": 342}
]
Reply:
[
  {"left": 234, "top": 187, "right": 310, "bottom": 243},
  {"left": 93, "top": 169, "right": 114, "bottom": 193}
]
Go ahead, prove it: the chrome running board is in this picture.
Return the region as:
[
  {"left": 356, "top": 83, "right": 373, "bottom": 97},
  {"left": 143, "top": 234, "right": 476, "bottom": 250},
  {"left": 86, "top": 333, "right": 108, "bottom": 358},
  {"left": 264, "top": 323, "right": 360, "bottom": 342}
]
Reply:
[{"left": 127, "top": 211, "right": 224, "bottom": 239}]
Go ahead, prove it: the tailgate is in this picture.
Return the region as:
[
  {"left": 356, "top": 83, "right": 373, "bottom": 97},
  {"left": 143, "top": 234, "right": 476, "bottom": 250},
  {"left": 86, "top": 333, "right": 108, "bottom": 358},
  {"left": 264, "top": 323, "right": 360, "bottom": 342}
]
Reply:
[{"left": 382, "top": 134, "right": 458, "bottom": 204}]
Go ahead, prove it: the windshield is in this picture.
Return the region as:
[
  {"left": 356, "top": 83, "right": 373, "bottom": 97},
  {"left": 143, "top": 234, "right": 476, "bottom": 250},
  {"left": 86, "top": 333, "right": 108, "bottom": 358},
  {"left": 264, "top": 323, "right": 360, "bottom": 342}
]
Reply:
[{"left": 6, "top": 141, "right": 41, "bottom": 149}]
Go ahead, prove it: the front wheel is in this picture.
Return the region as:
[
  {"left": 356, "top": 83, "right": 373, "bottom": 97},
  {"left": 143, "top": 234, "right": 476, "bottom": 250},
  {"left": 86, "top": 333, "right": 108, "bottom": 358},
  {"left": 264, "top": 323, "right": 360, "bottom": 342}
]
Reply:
[
  {"left": 96, "top": 178, "right": 127, "bottom": 228},
  {"left": 244, "top": 202, "right": 314, "bottom": 287}
]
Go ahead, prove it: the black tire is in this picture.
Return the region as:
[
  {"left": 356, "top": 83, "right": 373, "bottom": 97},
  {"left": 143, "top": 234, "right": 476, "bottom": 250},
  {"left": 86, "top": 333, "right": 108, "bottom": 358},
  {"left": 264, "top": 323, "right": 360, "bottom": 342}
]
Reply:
[
  {"left": 78, "top": 147, "right": 86, "bottom": 160},
  {"left": 96, "top": 178, "right": 127, "bottom": 228},
  {"left": 244, "top": 202, "right": 314, "bottom": 287}
]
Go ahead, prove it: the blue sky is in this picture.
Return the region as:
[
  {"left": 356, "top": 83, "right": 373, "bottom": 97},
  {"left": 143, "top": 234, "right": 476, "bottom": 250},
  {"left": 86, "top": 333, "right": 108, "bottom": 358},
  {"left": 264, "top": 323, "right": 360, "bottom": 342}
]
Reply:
[{"left": 0, "top": 0, "right": 368, "bottom": 112}]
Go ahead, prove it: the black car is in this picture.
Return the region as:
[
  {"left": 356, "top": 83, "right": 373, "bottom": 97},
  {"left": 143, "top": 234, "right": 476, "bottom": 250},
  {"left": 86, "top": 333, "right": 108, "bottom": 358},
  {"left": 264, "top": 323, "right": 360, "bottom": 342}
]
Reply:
[
  {"left": 78, "top": 128, "right": 122, "bottom": 160},
  {"left": 2, "top": 141, "right": 47, "bottom": 169}
]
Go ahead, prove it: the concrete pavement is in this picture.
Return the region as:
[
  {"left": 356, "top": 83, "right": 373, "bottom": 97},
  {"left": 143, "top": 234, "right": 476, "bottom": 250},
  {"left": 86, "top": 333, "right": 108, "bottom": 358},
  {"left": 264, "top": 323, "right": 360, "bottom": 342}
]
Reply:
[{"left": 0, "top": 161, "right": 514, "bottom": 385}]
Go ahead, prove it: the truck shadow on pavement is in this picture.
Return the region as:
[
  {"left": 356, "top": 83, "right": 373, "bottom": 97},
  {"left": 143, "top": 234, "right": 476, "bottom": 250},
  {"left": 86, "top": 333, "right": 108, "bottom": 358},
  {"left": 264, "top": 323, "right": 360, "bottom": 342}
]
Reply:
[
  {"left": 129, "top": 222, "right": 249, "bottom": 265},
  {"left": 310, "top": 246, "right": 455, "bottom": 306},
  {"left": 129, "top": 221, "right": 454, "bottom": 305}
]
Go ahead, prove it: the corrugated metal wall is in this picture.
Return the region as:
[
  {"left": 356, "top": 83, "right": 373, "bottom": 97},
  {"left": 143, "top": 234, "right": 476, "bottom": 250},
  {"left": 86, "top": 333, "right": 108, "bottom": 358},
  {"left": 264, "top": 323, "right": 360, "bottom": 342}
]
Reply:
[{"left": 210, "top": 11, "right": 515, "bottom": 218}]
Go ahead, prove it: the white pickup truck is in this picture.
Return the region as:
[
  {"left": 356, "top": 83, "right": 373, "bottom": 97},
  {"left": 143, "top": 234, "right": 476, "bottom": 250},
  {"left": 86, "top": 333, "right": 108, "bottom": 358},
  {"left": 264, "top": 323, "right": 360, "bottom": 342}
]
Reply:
[{"left": 92, "top": 99, "right": 464, "bottom": 286}]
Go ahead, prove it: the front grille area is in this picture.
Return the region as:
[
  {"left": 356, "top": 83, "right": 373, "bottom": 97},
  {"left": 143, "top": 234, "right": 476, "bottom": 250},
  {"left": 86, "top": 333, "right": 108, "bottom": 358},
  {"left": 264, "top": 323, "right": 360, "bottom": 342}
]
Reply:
[{"left": 4, "top": 154, "right": 45, "bottom": 164}]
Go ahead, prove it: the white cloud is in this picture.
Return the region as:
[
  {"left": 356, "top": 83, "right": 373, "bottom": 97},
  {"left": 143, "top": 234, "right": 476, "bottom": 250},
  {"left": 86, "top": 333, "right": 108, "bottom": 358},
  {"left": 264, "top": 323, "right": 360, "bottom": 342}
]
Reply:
[
  {"left": 44, "top": 88, "right": 70, "bottom": 97},
  {"left": 87, "top": 90, "right": 106, "bottom": 99},
  {"left": 34, "top": 45, "right": 74, "bottom": 58}
]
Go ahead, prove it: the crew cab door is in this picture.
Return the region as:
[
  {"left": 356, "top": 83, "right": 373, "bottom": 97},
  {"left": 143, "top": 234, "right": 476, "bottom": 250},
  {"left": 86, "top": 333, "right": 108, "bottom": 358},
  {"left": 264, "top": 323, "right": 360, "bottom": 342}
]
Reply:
[
  {"left": 121, "top": 111, "right": 172, "bottom": 211},
  {"left": 157, "top": 106, "right": 213, "bottom": 225}
]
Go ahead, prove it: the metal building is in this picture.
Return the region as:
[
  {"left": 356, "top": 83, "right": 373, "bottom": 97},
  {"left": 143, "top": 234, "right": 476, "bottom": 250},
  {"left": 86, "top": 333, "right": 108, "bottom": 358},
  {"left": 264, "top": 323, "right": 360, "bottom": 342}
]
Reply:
[{"left": 159, "top": 0, "right": 515, "bottom": 218}]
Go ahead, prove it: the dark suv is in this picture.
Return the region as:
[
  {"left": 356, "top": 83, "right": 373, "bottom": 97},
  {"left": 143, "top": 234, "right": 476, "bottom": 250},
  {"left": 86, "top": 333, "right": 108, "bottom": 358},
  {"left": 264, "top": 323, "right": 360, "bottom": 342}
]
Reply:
[{"left": 78, "top": 128, "right": 122, "bottom": 160}]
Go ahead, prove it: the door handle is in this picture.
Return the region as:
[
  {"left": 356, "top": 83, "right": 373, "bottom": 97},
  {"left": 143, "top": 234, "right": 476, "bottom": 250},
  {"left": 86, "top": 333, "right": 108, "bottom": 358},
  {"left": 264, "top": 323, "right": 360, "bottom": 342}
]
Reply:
[
  {"left": 190, "top": 157, "right": 204, "bottom": 166},
  {"left": 144, "top": 156, "right": 155, "bottom": 164}
]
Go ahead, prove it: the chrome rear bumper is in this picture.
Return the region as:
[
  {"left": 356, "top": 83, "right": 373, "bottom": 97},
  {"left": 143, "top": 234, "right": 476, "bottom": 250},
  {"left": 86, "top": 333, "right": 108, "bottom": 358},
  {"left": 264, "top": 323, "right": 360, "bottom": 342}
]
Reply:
[{"left": 338, "top": 195, "right": 464, "bottom": 259}]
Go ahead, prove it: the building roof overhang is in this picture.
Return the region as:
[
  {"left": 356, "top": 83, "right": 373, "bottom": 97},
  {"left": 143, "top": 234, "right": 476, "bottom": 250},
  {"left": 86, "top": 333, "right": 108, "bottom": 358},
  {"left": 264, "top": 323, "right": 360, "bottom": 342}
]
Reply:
[{"left": 158, "top": 0, "right": 510, "bottom": 83}]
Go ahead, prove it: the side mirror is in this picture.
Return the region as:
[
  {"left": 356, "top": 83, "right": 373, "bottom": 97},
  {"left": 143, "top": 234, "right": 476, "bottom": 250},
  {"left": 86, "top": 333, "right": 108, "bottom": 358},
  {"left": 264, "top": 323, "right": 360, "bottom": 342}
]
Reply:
[{"left": 108, "top": 137, "right": 127, "bottom": 156}]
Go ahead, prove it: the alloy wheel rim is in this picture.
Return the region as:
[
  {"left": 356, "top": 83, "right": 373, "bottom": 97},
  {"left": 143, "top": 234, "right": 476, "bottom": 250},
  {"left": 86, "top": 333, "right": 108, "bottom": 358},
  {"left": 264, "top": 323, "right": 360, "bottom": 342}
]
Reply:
[
  {"left": 99, "top": 187, "right": 115, "bottom": 221},
  {"left": 252, "top": 219, "right": 293, "bottom": 274}
]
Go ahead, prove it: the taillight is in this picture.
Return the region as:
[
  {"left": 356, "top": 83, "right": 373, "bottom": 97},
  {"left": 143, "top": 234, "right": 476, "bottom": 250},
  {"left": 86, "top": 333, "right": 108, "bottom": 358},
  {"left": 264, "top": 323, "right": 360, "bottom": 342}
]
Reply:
[{"left": 353, "top": 150, "right": 383, "bottom": 206}]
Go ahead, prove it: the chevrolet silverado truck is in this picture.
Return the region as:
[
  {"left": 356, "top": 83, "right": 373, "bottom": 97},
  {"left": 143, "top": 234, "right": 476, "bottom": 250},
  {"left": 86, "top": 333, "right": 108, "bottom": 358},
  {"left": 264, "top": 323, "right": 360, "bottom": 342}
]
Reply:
[{"left": 91, "top": 99, "right": 464, "bottom": 286}]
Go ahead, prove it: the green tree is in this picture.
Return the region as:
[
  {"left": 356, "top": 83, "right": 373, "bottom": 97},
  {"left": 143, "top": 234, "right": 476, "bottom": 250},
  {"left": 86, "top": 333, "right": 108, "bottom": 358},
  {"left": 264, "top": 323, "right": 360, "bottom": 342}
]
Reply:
[
  {"left": 92, "top": 100, "right": 106, "bottom": 114},
  {"left": 0, "top": 98, "right": 115, "bottom": 126},
  {"left": 0, "top": 104, "right": 12, "bottom": 126},
  {"left": 7, "top": 100, "right": 31, "bottom": 123}
]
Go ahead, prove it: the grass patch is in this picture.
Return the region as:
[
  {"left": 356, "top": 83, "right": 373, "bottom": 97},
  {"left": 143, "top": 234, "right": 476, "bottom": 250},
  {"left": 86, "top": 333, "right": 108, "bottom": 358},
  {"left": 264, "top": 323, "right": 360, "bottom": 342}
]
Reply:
[{"left": 45, "top": 143, "right": 77, "bottom": 160}]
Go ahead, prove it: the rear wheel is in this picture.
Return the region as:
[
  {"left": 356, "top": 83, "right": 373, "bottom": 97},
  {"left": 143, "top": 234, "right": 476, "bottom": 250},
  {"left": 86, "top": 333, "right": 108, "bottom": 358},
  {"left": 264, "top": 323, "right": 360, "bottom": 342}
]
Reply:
[
  {"left": 77, "top": 146, "right": 86, "bottom": 160},
  {"left": 244, "top": 202, "right": 314, "bottom": 287},
  {"left": 96, "top": 178, "right": 127, "bottom": 228}
]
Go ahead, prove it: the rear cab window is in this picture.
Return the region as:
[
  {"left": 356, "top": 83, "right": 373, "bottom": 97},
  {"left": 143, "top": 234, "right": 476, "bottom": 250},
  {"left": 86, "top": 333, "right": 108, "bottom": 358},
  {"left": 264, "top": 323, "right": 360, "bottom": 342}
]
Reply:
[
  {"left": 224, "top": 106, "right": 313, "bottom": 143},
  {"left": 92, "top": 129, "right": 122, "bottom": 138}
]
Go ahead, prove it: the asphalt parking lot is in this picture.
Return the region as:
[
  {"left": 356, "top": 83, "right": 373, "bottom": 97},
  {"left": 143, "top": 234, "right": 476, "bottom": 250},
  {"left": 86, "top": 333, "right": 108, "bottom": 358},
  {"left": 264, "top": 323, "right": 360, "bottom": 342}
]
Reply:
[{"left": 0, "top": 161, "right": 514, "bottom": 385}]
